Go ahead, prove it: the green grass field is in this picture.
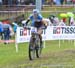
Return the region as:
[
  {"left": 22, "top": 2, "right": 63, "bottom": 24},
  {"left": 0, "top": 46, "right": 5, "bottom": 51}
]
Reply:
[{"left": 0, "top": 40, "right": 75, "bottom": 68}]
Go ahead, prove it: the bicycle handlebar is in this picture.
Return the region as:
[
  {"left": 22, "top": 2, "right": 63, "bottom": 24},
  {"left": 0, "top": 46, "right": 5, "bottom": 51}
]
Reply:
[
  {"left": 24, "top": 26, "right": 31, "bottom": 30},
  {"left": 24, "top": 26, "right": 46, "bottom": 30}
]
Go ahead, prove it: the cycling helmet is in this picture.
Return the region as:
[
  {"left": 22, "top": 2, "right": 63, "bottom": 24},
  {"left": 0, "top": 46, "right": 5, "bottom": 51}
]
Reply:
[{"left": 33, "top": 9, "right": 39, "bottom": 14}]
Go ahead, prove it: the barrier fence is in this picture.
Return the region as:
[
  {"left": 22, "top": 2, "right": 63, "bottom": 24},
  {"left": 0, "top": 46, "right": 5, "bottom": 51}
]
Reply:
[
  {"left": 14, "top": 26, "right": 75, "bottom": 52},
  {"left": 1, "top": 26, "right": 75, "bottom": 52},
  {"left": 0, "top": 5, "right": 75, "bottom": 20}
]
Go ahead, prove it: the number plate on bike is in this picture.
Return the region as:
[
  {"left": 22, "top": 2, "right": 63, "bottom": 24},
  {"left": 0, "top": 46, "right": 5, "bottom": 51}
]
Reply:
[{"left": 31, "top": 27, "right": 37, "bottom": 33}]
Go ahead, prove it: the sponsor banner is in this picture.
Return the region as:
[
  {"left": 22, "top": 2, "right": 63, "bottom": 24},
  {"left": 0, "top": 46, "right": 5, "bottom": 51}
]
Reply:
[
  {"left": 46, "top": 26, "right": 75, "bottom": 40},
  {"left": 16, "top": 26, "right": 75, "bottom": 43},
  {"left": 16, "top": 27, "right": 46, "bottom": 43}
]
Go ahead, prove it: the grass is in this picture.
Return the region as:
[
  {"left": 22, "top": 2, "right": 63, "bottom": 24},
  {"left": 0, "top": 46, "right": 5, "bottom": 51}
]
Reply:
[{"left": 0, "top": 40, "right": 75, "bottom": 68}]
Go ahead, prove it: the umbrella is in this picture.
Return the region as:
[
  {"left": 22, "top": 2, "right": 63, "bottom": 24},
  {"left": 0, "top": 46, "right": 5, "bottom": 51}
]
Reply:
[
  {"left": 67, "top": 12, "right": 74, "bottom": 17},
  {"left": 60, "top": 13, "right": 67, "bottom": 18}
]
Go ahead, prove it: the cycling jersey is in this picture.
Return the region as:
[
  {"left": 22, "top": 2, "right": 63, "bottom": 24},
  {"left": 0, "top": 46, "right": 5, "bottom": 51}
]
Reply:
[{"left": 29, "top": 14, "right": 43, "bottom": 27}]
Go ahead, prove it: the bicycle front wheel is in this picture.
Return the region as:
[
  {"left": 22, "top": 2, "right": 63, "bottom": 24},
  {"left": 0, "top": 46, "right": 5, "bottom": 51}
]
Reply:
[{"left": 29, "top": 43, "right": 36, "bottom": 60}]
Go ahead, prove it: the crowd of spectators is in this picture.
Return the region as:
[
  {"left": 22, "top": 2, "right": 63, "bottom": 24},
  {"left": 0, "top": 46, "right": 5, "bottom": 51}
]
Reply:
[
  {"left": 46, "top": 0, "right": 75, "bottom": 5},
  {"left": 0, "top": 19, "right": 18, "bottom": 44},
  {"left": 0, "top": 0, "right": 75, "bottom": 6}
]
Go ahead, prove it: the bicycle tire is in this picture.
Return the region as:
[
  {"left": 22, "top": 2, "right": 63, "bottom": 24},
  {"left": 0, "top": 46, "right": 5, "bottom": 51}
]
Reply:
[
  {"left": 29, "top": 37, "right": 36, "bottom": 60},
  {"left": 36, "top": 48, "right": 40, "bottom": 58},
  {"left": 35, "top": 35, "right": 41, "bottom": 58},
  {"left": 29, "top": 44, "right": 35, "bottom": 60}
]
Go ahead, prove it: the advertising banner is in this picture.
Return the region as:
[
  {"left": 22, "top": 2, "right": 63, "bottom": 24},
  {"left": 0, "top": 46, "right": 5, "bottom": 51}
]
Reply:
[
  {"left": 16, "top": 27, "right": 46, "bottom": 43},
  {"left": 16, "top": 26, "right": 75, "bottom": 43}
]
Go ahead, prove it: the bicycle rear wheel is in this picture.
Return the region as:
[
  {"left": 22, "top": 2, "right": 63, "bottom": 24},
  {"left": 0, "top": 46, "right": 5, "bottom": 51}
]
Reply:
[{"left": 35, "top": 36, "right": 42, "bottom": 58}]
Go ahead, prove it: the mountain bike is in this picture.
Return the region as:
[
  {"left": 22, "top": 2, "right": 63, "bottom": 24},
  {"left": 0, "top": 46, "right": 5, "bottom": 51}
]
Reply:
[{"left": 25, "top": 26, "right": 45, "bottom": 60}]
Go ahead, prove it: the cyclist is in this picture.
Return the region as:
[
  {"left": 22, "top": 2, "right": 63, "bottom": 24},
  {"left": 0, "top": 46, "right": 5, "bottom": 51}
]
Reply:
[{"left": 24, "top": 9, "right": 47, "bottom": 48}]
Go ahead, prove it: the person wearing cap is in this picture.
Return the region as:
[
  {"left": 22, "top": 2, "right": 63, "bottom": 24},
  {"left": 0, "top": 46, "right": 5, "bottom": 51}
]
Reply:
[{"left": 25, "top": 9, "right": 48, "bottom": 48}]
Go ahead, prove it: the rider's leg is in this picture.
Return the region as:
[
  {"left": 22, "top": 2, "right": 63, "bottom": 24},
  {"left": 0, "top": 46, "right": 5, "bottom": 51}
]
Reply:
[
  {"left": 39, "top": 34, "right": 43, "bottom": 47},
  {"left": 37, "top": 28, "right": 43, "bottom": 47}
]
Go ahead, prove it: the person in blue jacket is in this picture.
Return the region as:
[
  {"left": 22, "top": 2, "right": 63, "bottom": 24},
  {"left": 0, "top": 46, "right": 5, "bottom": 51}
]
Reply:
[
  {"left": 0, "top": 21, "right": 3, "bottom": 40},
  {"left": 3, "top": 23, "right": 11, "bottom": 44}
]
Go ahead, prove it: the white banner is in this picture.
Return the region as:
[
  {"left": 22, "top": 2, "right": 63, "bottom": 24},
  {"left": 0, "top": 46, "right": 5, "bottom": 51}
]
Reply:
[
  {"left": 16, "top": 27, "right": 46, "bottom": 43},
  {"left": 46, "top": 26, "right": 75, "bottom": 40},
  {"left": 16, "top": 26, "right": 75, "bottom": 43}
]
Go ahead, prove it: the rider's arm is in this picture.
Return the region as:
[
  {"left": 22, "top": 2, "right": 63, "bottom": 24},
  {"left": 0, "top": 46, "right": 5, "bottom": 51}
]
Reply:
[
  {"left": 42, "top": 19, "right": 48, "bottom": 26},
  {"left": 25, "top": 18, "right": 30, "bottom": 25},
  {"left": 25, "top": 14, "right": 33, "bottom": 25}
]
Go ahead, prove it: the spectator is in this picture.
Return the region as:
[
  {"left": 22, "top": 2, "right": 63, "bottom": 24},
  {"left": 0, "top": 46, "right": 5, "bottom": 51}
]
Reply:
[
  {"left": 67, "top": 12, "right": 74, "bottom": 25},
  {"left": 43, "top": 18, "right": 53, "bottom": 26},
  {"left": 69, "top": 17, "right": 75, "bottom": 26},
  {"left": 72, "top": 0, "right": 75, "bottom": 4},
  {"left": 18, "top": 0, "right": 25, "bottom": 5},
  {"left": 0, "top": 21, "right": 3, "bottom": 40},
  {"left": 49, "top": 15, "right": 56, "bottom": 25},
  {"left": 66, "top": 0, "right": 72, "bottom": 4},
  {"left": 12, "top": 22, "right": 18, "bottom": 34},
  {"left": 60, "top": 13, "right": 67, "bottom": 24},
  {"left": 60, "top": 0, "right": 64, "bottom": 5},
  {"left": 62, "top": 17, "right": 67, "bottom": 23},
  {"left": 49, "top": 15, "right": 59, "bottom": 26},
  {"left": 53, "top": 17, "right": 60, "bottom": 26},
  {"left": 58, "top": 20, "right": 66, "bottom": 26},
  {"left": 53, "top": 0, "right": 61, "bottom": 5},
  {"left": 0, "top": 0, "right": 2, "bottom": 5},
  {"left": 22, "top": 20, "right": 27, "bottom": 26},
  {"left": 3, "top": 23, "right": 11, "bottom": 44},
  {"left": 17, "top": 0, "right": 20, "bottom": 5},
  {"left": 42, "top": 0, "right": 45, "bottom": 4},
  {"left": 8, "top": 0, "right": 13, "bottom": 6}
]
